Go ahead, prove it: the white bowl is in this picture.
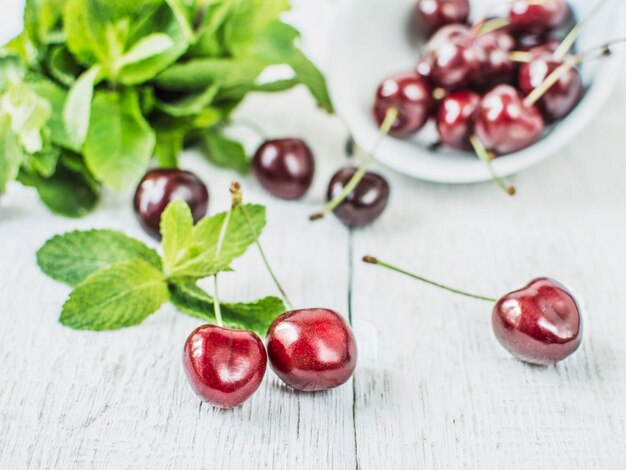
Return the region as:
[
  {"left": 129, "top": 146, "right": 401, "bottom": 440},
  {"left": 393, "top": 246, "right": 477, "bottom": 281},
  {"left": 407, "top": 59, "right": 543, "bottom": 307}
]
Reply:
[{"left": 327, "top": 0, "right": 626, "bottom": 183}]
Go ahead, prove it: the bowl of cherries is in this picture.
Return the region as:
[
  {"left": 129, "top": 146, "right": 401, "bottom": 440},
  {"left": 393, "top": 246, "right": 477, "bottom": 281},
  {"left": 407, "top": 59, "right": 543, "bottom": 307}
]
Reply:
[{"left": 328, "top": 0, "right": 626, "bottom": 186}]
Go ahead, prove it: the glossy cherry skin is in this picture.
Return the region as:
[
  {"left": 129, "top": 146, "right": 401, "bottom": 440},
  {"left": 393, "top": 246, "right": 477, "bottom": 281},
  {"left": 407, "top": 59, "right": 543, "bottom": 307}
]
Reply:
[
  {"left": 373, "top": 74, "right": 433, "bottom": 137},
  {"left": 474, "top": 85, "right": 544, "bottom": 154},
  {"left": 413, "top": 0, "right": 470, "bottom": 38},
  {"left": 183, "top": 325, "right": 267, "bottom": 408},
  {"left": 492, "top": 278, "right": 583, "bottom": 365},
  {"left": 327, "top": 167, "right": 390, "bottom": 228},
  {"left": 252, "top": 139, "right": 315, "bottom": 200},
  {"left": 266, "top": 309, "right": 357, "bottom": 391},
  {"left": 436, "top": 90, "right": 481, "bottom": 150},
  {"left": 518, "top": 55, "right": 583, "bottom": 122},
  {"left": 473, "top": 30, "right": 516, "bottom": 89},
  {"left": 421, "top": 24, "right": 485, "bottom": 90},
  {"left": 508, "top": 0, "right": 569, "bottom": 35},
  {"left": 134, "top": 169, "right": 209, "bottom": 239}
]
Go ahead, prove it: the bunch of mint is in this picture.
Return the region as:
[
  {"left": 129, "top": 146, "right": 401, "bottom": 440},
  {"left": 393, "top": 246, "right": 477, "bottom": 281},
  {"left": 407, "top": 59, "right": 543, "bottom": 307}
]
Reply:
[
  {"left": 36, "top": 199, "right": 285, "bottom": 333},
  {"left": 0, "top": 0, "right": 332, "bottom": 217}
]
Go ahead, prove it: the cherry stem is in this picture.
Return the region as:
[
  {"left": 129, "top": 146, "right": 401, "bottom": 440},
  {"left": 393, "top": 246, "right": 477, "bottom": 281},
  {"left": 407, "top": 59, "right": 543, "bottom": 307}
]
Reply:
[
  {"left": 523, "top": 37, "right": 625, "bottom": 108},
  {"left": 510, "top": 51, "right": 534, "bottom": 63},
  {"left": 231, "top": 182, "right": 294, "bottom": 310},
  {"left": 469, "top": 135, "right": 516, "bottom": 196},
  {"left": 309, "top": 107, "right": 398, "bottom": 221},
  {"left": 553, "top": 0, "right": 612, "bottom": 61},
  {"left": 212, "top": 183, "right": 239, "bottom": 327},
  {"left": 363, "top": 256, "right": 498, "bottom": 303},
  {"left": 474, "top": 17, "right": 510, "bottom": 36}
]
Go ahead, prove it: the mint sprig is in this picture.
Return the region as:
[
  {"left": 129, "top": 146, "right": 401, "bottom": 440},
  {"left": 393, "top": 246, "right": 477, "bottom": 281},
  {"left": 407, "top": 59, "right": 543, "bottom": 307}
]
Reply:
[{"left": 37, "top": 200, "right": 285, "bottom": 334}]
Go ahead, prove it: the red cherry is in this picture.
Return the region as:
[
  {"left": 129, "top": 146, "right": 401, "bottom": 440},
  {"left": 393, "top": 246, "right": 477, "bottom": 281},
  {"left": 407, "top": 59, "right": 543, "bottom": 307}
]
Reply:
[
  {"left": 436, "top": 90, "right": 481, "bottom": 150},
  {"left": 266, "top": 309, "right": 358, "bottom": 391},
  {"left": 183, "top": 325, "right": 267, "bottom": 408},
  {"left": 134, "top": 169, "right": 208, "bottom": 239},
  {"left": 473, "top": 30, "right": 516, "bottom": 89},
  {"left": 518, "top": 54, "right": 583, "bottom": 122},
  {"left": 493, "top": 278, "right": 583, "bottom": 365},
  {"left": 413, "top": 0, "right": 470, "bottom": 38},
  {"left": 421, "top": 24, "right": 485, "bottom": 90},
  {"left": 373, "top": 73, "right": 433, "bottom": 137},
  {"left": 252, "top": 139, "right": 315, "bottom": 200},
  {"left": 327, "top": 167, "right": 390, "bottom": 227},
  {"left": 508, "top": 0, "right": 569, "bottom": 35},
  {"left": 474, "top": 85, "right": 544, "bottom": 154}
]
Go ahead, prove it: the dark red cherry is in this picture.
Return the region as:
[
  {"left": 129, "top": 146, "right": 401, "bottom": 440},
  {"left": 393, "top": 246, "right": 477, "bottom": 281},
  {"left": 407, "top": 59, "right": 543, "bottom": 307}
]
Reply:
[
  {"left": 518, "top": 55, "right": 583, "bottom": 122},
  {"left": 474, "top": 30, "right": 516, "bottom": 88},
  {"left": 266, "top": 308, "right": 357, "bottom": 391},
  {"left": 373, "top": 73, "right": 433, "bottom": 137},
  {"left": 436, "top": 90, "right": 480, "bottom": 150},
  {"left": 252, "top": 139, "right": 315, "bottom": 200},
  {"left": 134, "top": 169, "right": 209, "bottom": 239},
  {"left": 413, "top": 0, "right": 470, "bottom": 38},
  {"left": 421, "top": 24, "right": 485, "bottom": 90},
  {"left": 327, "top": 167, "right": 390, "bottom": 228},
  {"left": 474, "top": 85, "right": 544, "bottom": 154},
  {"left": 508, "top": 0, "right": 569, "bottom": 35},
  {"left": 492, "top": 278, "right": 583, "bottom": 365},
  {"left": 183, "top": 325, "right": 267, "bottom": 408}
]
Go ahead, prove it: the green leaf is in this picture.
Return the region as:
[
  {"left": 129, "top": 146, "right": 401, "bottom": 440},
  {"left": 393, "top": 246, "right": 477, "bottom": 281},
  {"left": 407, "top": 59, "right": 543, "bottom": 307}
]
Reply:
[
  {"left": 63, "top": 0, "right": 100, "bottom": 66},
  {"left": 160, "top": 200, "right": 193, "bottom": 275},
  {"left": 63, "top": 65, "right": 100, "bottom": 149},
  {"left": 0, "top": 113, "right": 24, "bottom": 192},
  {"left": 169, "top": 204, "right": 265, "bottom": 279},
  {"left": 84, "top": 89, "right": 155, "bottom": 191},
  {"left": 32, "top": 164, "right": 99, "bottom": 218},
  {"left": 289, "top": 48, "right": 333, "bottom": 114},
  {"left": 46, "top": 46, "right": 84, "bottom": 87},
  {"left": 60, "top": 259, "right": 168, "bottom": 331},
  {"left": 203, "top": 132, "right": 249, "bottom": 173},
  {"left": 154, "top": 85, "right": 218, "bottom": 117},
  {"left": 154, "top": 130, "right": 182, "bottom": 168},
  {"left": 116, "top": 33, "right": 174, "bottom": 68},
  {"left": 30, "top": 79, "right": 74, "bottom": 150},
  {"left": 37, "top": 229, "right": 161, "bottom": 286},
  {"left": 24, "top": 0, "right": 66, "bottom": 47},
  {"left": 169, "top": 282, "right": 284, "bottom": 335}
]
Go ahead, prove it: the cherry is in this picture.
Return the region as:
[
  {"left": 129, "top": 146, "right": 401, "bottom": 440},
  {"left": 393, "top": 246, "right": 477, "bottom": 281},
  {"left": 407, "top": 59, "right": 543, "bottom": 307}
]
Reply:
[
  {"left": 363, "top": 257, "right": 583, "bottom": 365},
  {"left": 413, "top": 0, "right": 470, "bottom": 38},
  {"left": 326, "top": 167, "right": 390, "bottom": 228},
  {"left": 266, "top": 309, "right": 358, "bottom": 391},
  {"left": 252, "top": 139, "right": 315, "bottom": 200},
  {"left": 518, "top": 54, "right": 582, "bottom": 122},
  {"left": 134, "top": 169, "right": 209, "bottom": 239},
  {"left": 183, "top": 325, "right": 267, "bottom": 408},
  {"left": 508, "top": 0, "right": 569, "bottom": 35},
  {"left": 421, "top": 24, "right": 485, "bottom": 90},
  {"left": 493, "top": 278, "right": 582, "bottom": 365},
  {"left": 473, "top": 30, "right": 516, "bottom": 88},
  {"left": 474, "top": 84, "right": 544, "bottom": 154},
  {"left": 373, "top": 73, "right": 433, "bottom": 137},
  {"left": 436, "top": 90, "right": 481, "bottom": 150}
]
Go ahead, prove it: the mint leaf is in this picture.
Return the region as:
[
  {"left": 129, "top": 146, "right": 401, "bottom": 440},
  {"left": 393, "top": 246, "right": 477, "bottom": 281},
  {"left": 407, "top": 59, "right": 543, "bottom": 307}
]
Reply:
[
  {"left": 169, "top": 283, "right": 284, "bottom": 335},
  {"left": 31, "top": 163, "right": 99, "bottom": 217},
  {"left": 160, "top": 200, "right": 193, "bottom": 275},
  {"left": 168, "top": 204, "right": 265, "bottom": 279},
  {"left": 60, "top": 259, "right": 168, "bottom": 331},
  {"left": 0, "top": 113, "right": 24, "bottom": 192},
  {"left": 84, "top": 90, "right": 155, "bottom": 191},
  {"left": 116, "top": 33, "right": 174, "bottom": 68},
  {"left": 37, "top": 229, "right": 161, "bottom": 286},
  {"left": 63, "top": 65, "right": 100, "bottom": 149},
  {"left": 154, "top": 130, "right": 182, "bottom": 168},
  {"left": 203, "top": 132, "right": 249, "bottom": 173},
  {"left": 30, "top": 79, "right": 74, "bottom": 150}
]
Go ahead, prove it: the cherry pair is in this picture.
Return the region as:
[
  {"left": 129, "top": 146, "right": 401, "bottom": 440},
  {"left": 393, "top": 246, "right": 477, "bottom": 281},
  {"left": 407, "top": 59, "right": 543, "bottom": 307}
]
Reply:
[
  {"left": 184, "top": 308, "right": 357, "bottom": 408},
  {"left": 182, "top": 183, "right": 357, "bottom": 409},
  {"left": 364, "top": 256, "right": 583, "bottom": 365}
]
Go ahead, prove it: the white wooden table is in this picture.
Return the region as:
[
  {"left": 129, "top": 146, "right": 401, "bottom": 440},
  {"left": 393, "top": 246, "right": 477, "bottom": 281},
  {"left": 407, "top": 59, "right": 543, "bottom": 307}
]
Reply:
[{"left": 2, "top": 1, "right": 626, "bottom": 468}]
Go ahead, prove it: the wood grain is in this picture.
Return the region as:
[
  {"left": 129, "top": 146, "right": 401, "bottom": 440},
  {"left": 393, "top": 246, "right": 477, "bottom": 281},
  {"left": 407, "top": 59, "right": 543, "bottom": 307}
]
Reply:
[{"left": 2, "top": 0, "right": 626, "bottom": 468}]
